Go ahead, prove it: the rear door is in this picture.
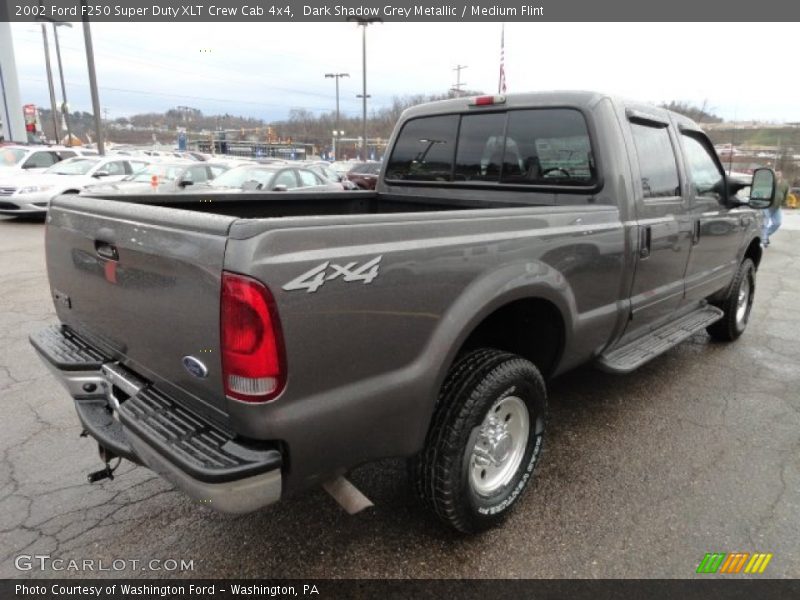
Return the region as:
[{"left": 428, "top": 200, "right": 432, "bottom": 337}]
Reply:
[
  {"left": 677, "top": 128, "right": 746, "bottom": 302},
  {"left": 45, "top": 196, "right": 237, "bottom": 423},
  {"left": 622, "top": 111, "right": 694, "bottom": 334}
]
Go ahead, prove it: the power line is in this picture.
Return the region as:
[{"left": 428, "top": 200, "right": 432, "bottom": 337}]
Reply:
[{"left": 18, "top": 76, "right": 335, "bottom": 113}]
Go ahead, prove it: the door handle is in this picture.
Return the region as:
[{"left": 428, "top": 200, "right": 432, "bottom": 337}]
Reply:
[
  {"left": 95, "top": 241, "right": 119, "bottom": 261},
  {"left": 639, "top": 226, "right": 651, "bottom": 259}
]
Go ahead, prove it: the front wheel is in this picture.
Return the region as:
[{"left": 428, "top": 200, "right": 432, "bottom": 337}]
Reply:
[
  {"left": 410, "top": 349, "right": 547, "bottom": 533},
  {"left": 707, "top": 258, "right": 755, "bottom": 341}
]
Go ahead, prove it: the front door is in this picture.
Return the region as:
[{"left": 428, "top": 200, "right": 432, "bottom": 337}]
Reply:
[
  {"left": 622, "top": 115, "right": 694, "bottom": 338},
  {"left": 678, "top": 130, "right": 747, "bottom": 303}
]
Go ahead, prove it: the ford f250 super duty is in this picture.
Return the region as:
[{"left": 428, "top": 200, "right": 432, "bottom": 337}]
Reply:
[{"left": 31, "top": 92, "right": 779, "bottom": 533}]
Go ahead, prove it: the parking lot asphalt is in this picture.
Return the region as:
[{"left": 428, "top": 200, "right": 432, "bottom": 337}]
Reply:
[{"left": 1, "top": 213, "right": 798, "bottom": 579}]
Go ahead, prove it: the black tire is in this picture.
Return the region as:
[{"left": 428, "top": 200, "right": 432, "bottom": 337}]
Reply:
[
  {"left": 410, "top": 349, "right": 547, "bottom": 533},
  {"left": 707, "top": 258, "right": 756, "bottom": 342}
]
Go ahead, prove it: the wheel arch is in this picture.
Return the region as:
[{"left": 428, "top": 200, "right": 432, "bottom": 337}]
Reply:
[{"left": 743, "top": 237, "right": 763, "bottom": 270}]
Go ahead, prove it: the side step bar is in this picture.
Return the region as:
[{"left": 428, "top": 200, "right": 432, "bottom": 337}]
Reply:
[{"left": 597, "top": 305, "right": 724, "bottom": 373}]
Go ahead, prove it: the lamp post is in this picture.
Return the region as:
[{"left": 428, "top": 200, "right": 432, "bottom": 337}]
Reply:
[
  {"left": 81, "top": 0, "right": 104, "bottom": 155},
  {"left": 325, "top": 72, "right": 348, "bottom": 160},
  {"left": 331, "top": 129, "right": 344, "bottom": 161},
  {"left": 347, "top": 16, "right": 381, "bottom": 161},
  {"left": 51, "top": 22, "right": 73, "bottom": 146},
  {"left": 39, "top": 24, "right": 59, "bottom": 142}
]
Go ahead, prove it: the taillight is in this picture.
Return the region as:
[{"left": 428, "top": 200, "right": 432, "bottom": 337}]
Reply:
[{"left": 221, "top": 272, "right": 286, "bottom": 402}]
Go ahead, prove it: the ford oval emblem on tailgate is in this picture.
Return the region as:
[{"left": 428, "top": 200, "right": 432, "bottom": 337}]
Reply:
[{"left": 182, "top": 356, "right": 208, "bottom": 379}]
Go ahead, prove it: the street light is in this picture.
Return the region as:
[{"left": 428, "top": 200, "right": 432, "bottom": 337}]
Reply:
[
  {"left": 325, "top": 72, "right": 348, "bottom": 159},
  {"left": 347, "top": 16, "right": 381, "bottom": 161}
]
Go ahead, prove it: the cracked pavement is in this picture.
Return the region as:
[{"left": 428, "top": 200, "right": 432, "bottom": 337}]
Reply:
[{"left": 1, "top": 214, "right": 798, "bottom": 579}]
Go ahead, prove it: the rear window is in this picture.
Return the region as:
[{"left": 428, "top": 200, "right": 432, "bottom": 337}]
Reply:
[
  {"left": 386, "top": 108, "right": 596, "bottom": 187},
  {"left": 385, "top": 115, "right": 458, "bottom": 181}
]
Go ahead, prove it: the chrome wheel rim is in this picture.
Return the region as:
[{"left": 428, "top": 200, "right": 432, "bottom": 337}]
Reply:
[
  {"left": 736, "top": 275, "right": 751, "bottom": 326},
  {"left": 468, "top": 395, "right": 530, "bottom": 497}
]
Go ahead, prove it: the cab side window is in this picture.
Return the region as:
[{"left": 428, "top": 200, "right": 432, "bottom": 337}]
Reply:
[
  {"left": 630, "top": 122, "right": 681, "bottom": 199},
  {"left": 681, "top": 133, "right": 724, "bottom": 201}
]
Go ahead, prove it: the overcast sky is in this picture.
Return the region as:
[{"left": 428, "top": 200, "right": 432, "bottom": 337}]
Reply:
[{"left": 8, "top": 22, "right": 800, "bottom": 122}]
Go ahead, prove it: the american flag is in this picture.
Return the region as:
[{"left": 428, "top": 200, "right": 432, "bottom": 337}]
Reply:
[{"left": 498, "top": 23, "right": 507, "bottom": 94}]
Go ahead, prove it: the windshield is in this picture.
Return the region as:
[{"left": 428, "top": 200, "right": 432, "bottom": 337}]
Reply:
[
  {"left": 45, "top": 158, "right": 100, "bottom": 175},
  {"left": 210, "top": 166, "right": 276, "bottom": 188},
  {"left": 0, "top": 148, "right": 26, "bottom": 167},
  {"left": 126, "top": 164, "right": 184, "bottom": 182}
]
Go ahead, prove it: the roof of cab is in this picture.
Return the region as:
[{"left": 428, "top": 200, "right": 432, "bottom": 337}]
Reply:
[{"left": 400, "top": 90, "right": 702, "bottom": 131}]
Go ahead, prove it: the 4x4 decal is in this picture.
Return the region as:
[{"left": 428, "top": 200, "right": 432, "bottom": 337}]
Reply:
[{"left": 282, "top": 256, "right": 382, "bottom": 293}]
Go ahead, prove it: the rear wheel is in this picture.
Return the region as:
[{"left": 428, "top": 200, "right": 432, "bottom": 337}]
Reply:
[
  {"left": 707, "top": 258, "right": 755, "bottom": 341},
  {"left": 410, "top": 349, "right": 547, "bottom": 533}
]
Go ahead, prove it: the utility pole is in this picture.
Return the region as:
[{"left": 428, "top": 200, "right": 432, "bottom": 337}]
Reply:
[
  {"left": 348, "top": 16, "right": 381, "bottom": 161},
  {"left": 51, "top": 22, "right": 72, "bottom": 145},
  {"left": 325, "top": 72, "right": 348, "bottom": 159},
  {"left": 81, "top": 0, "right": 104, "bottom": 155},
  {"left": 450, "top": 64, "right": 468, "bottom": 96},
  {"left": 40, "top": 24, "right": 59, "bottom": 143}
]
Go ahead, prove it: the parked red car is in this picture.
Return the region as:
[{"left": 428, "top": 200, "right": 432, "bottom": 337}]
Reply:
[{"left": 346, "top": 162, "right": 381, "bottom": 190}]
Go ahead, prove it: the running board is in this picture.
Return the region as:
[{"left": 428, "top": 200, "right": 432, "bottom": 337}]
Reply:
[{"left": 597, "top": 305, "right": 724, "bottom": 374}]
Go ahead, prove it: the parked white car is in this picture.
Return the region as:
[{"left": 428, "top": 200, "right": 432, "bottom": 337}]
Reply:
[
  {"left": 0, "top": 155, "right": 150, "bottom": 216},
  {"left": 0, "top": 145, "right": 78, "bottom": 177}
]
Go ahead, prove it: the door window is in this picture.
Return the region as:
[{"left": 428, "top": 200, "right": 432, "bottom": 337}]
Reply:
[
  {"left": 273, "top": 170, "right": 297, "bottom": 189},
  {"left": 297, "top": 169, "right": 322, "bottom": 187},
  {"left": 630, "top": 123, "right": 680, "bottom": 199},
  {"left": 23, "top": 151, "right": 59, "bottom": 169},
  {"left": 96, "top": 161, "right": 126, "bottom": 176},
  {"left": 681, "top": 133, "right": 724, "bottom": 201},
  {"left": 186, "top": 165, "right": 209, "bottom": 183}
]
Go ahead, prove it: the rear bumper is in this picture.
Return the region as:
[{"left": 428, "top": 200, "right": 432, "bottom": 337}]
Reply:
[{"left": 30, "top": 325, "right": 283, "bottom": 514}]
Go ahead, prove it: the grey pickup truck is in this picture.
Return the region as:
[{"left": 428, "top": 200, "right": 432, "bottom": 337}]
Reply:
[{"left": 31, "top": 92, "right": 779, "bottom": 533}]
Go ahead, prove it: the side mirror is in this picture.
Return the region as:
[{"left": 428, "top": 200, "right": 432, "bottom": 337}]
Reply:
[
  {"left": 178, "top": 180, "right": 194, "bottom": 188},
  {"left": 21, "top": 162, "right": 36, "bottom": 169},
  {"left": 93, "top": 171, "right": 110, "bottom": 178},
  {"left": 750, "top": 168, "right": 776, "bottom": 209},
  {"left": 271, "top": 184, "right": 288, "bottom": 192}
]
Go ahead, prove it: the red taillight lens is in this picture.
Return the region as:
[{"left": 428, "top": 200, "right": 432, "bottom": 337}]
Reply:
[
  {"left": 221, "top": 272, "right": 286, "bottom": 402},
  {"left": 470, "top": 95, "right": 506, "bottom": 107}
]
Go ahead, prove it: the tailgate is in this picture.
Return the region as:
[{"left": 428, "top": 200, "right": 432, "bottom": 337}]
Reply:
[{"left": 45, "top": 195, "right": 237, "bottom": 422}]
